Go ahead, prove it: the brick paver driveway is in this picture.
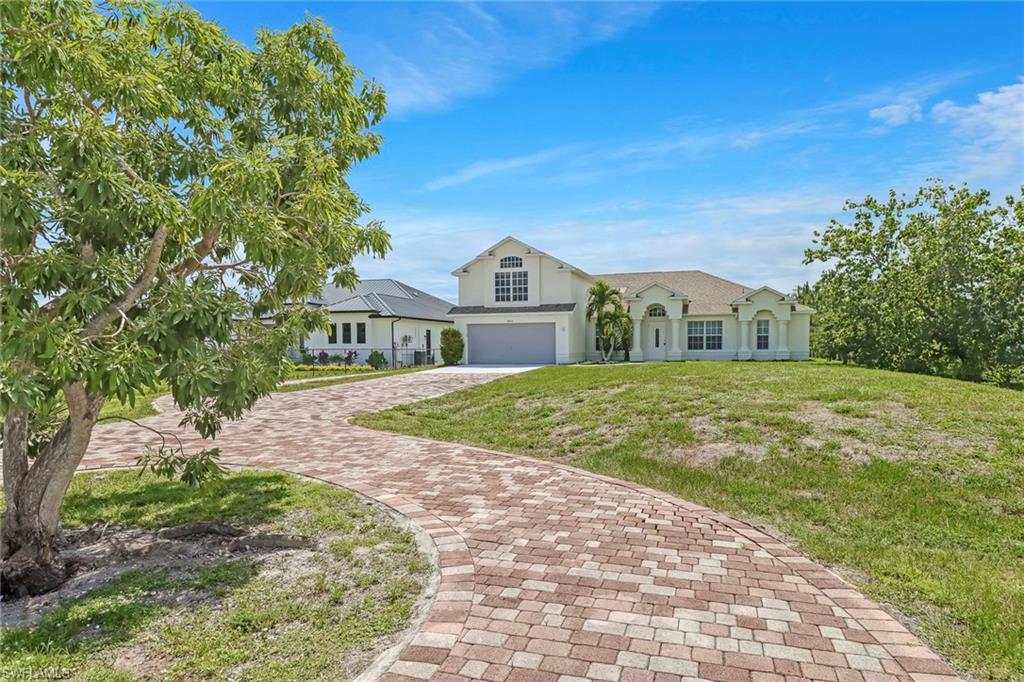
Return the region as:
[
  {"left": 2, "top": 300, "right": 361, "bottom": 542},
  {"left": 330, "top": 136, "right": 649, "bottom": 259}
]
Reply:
[{"left": 83, "top": 370, "right": 959, "bottom": 682}]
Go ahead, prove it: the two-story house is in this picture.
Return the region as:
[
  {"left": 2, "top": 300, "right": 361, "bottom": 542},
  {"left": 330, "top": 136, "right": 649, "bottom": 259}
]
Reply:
[{"left": 448, "top": 236, "right": 813, "bottom": 364}]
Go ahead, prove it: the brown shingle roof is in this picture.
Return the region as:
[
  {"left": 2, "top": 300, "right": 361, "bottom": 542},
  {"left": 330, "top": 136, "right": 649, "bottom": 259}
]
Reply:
[{"left": 594, "top": 270, "right": 810, "bottom": 315}]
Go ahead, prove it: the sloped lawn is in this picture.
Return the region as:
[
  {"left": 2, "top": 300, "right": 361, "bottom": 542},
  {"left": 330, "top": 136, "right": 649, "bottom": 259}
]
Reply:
[
  {"left": 354, "top": 361, "right": 1024, "bottom": 680},
  {"left": 1, "top": 470, "right": 431, "bottom": 681}
]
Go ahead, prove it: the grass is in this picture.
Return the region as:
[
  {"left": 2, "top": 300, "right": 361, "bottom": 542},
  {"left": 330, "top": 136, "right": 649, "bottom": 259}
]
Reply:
[
  {"left": 354, "top": 360, "right": 1024, "bottom": 680},
  {"left": 97, "top": 367, "right": 431, "bottom": 421},
  {"left": 1, "top": 470, "right": 430, "bottom": 681}
]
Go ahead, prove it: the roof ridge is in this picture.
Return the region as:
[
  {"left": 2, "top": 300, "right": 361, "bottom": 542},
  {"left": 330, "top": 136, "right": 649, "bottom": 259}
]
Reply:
[{"left": 597, "top": 269, "right": 752, "bottom": 291}]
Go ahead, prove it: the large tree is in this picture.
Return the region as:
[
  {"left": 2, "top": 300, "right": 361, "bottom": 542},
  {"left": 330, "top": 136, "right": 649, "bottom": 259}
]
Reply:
[
  {"left": 804, "top": 181, "right": 1024, "bottom": 383},
  {"left": 0, "top": 0, "right": 389, "bottom": 595}
]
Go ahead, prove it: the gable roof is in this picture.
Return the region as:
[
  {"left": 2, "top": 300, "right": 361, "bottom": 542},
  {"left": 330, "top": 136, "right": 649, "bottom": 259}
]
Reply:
[
  {"left": 595, "top": 271, "right": 813, "bottom": 315},
  {"left": 310, "top": 279, "right": 454, "bottom": 322},
  {"left": 452, "top": 236, "right": 590, "bottom": 276}
]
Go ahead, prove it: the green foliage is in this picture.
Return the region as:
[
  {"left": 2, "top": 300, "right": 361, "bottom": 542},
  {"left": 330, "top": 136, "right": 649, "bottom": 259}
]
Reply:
[
  {"left": 136, "top": 446, "right": 226, "bottom": 487},
  {"left": 803, "top": 181, "right": 1024, "bottom": 384},
  {"left": 0, "top": 1, "right": 389, "bottom": 468},
  {"left": 586, "top": 280, "right": 631, "bottom": 361},
  {"left": 366, "top": 350, "right": 389, "bottom": 370},
  {"left": 287, "top": 363, "right": 374, "bottom": 376},
  {"left": 439, "top": 327, "right": 464, "bottom": 365}
]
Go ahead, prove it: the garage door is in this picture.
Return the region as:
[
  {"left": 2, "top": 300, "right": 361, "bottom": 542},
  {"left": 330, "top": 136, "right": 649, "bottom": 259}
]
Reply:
[{"left": 467, "top": 323, "right": 556, "bottom": 365}]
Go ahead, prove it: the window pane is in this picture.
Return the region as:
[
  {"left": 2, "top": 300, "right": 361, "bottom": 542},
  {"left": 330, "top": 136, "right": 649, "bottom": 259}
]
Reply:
[
  {"left": 342, "top": 323, "right": 351, "bottom": 344},
  {"left": 511, "top": 271, "right": 528, "bottom": 301},
  {"left": 356, "top": 322, "right": 366, "bottom": 344},
  {"left": 494, "top": 272, "right": 511, "bottom": 302},
  {"left": 328, "top": 324, "right": 337, "bottom": 344},
  {"left": 756, "top": 319, "right": 769, "bottom": 350},
  {"left": 687, "top": 321, "right": 704, "bottom": 350},
  {"left": 706, "top": 320, "right": 723, "bottom": 350},
  {"left": 500, "top": 256, "right": 523, "bottom": 268}
]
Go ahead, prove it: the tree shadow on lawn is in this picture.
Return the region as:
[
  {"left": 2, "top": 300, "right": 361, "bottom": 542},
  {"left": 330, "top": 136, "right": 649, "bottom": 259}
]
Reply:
[{"left": 60, "top": 470, "right": 298, "bottom": 529}]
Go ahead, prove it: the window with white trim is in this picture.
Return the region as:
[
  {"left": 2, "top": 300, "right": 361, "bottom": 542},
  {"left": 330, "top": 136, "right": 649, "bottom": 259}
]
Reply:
[
  {"left": 756, "top": 319, "right": 770, "bottom": 350},
  {"left": 687, "top": 321, "right": 704, "bottom": 350},
  {"left": 687, "top": 320, "right": 723, "bottom": 350},
  {"left": 648, "top": 305, "right": 666, "bottom": 317},
  {"left": 511, "top": 270, "right": 528, "bottom": 301},
  {"left": 342, "top": 322, "right": 352, "bottom": 344},
  {"left": 328, "top": 324, "right": 337, "bottom": 344},
  {"left": 494, "top": 272, "right": 511, "bottom": 301},
  {"left": 500, "top": 256, "right": 523, "bottom": 269},
  {"left": 706, "top": 320, "right": 723, "bottom": 350},
  {"left": 356, "top": 322, "right": 366, "bottom": 344}
]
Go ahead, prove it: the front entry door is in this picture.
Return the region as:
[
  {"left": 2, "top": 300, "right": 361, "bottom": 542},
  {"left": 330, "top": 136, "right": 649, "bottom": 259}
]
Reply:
[{"left": 644, "top": 320, "right": 667, "bottom": 361}]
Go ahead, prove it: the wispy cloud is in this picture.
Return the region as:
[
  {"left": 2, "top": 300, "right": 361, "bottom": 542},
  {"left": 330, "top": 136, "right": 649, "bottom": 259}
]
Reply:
[
  {"left": 354, "top": 3, "right": 659, "bottom": 115},
  {"left": 423, "top": 70, "right": 973, "bottom": 191},
  {"left": 425, "top": 145, "right": 580, "bottom": 190},
  {"left": 869, "top": 96, "right": 923, "bottom": 127},
  {"left": 932, "top": 78, "right": 1024, "bottom": 184}
]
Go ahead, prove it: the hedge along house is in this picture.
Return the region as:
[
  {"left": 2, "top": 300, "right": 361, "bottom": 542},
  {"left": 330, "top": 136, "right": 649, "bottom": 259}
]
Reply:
[
  {"left": 448, "top": 236, "right": 813, "bottom": 365},
  {"left": 300, "top": 279, "right": 454, "bottom": 368}
]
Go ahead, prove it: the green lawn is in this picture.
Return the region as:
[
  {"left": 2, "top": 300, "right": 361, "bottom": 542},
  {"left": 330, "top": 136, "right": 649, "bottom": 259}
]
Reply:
[
  {"left": 354, "top": 361, "right": 1024, "bottom": 680},
  {"left": 98, "top": 367, "right": 430, "bottom": 422},
  {"left": 1, "top": 470, "right": 430, "bottom": 681}
]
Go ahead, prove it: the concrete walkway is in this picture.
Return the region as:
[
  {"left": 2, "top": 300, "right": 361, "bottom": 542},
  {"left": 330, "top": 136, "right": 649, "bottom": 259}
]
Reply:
[{"left": 82, "top": 371, "right": 960, "bottom": 682}]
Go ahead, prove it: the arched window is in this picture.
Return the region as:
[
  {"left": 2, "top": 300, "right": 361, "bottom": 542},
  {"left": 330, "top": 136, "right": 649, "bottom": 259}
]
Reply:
[
  {"left": 648, "top": 305, "right": 666, "bottom": 317},
  {"left": 500, "top": 256, "right": 523, "bottom": 269}
]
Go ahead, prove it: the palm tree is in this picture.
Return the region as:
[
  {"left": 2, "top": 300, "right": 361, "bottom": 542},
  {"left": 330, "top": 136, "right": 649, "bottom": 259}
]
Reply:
[{"left": 586, "top": 281, "right": 626, "bottom": 362}]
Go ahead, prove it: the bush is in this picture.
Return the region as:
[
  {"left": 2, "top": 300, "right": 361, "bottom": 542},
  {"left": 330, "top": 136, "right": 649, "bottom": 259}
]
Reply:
[
  {"left": 367, "top": 350, "right": 389, "bottom": 370},
  {"left": 288, "top": 364, "right": 375, "bottom": 375},
  {"left": 300, "top": 351, "right": 316, "bottom": 364},
  {"left": 440, "top": 328, "right": 464, "bottom": 365},
  {"left": 982, "top": 364, "right": 1024, "bottom": 389}
]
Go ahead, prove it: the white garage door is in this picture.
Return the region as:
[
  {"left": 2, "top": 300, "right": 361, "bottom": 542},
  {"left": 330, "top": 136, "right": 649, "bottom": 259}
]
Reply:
[{"left": 467, "top": 323, "right": 556, "bottom": 365}]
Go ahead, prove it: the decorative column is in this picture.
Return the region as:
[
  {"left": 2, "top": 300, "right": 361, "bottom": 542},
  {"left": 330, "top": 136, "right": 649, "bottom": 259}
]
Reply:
[
  {"left": 738, "top": 319, "right": 752, "bottom": 360},
  {"left": 776, "top": 319, "right": 790, "bottom": 360},
  {"left": 630, "top": 312, "right": 644, "bottom": 362},
  {"left": 669, "top": 318, "right": 682, "bottom": 360}
]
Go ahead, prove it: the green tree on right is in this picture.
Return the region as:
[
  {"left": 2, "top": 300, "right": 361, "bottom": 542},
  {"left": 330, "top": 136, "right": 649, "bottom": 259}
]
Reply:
[{"left": 802, "top": 181, "right": 1024, "bottom": 385}]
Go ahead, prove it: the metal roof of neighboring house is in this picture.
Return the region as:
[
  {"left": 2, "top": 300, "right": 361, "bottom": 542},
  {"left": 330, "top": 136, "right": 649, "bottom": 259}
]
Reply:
[
  {"left": 595, "top": 271, "right": 812, "bottom": 315},
  {"left": 448, "top": 303, "right": 577, "bottom": 315},
  {"left": 311, "top": 279, "right": 454, "bottom": 322}
]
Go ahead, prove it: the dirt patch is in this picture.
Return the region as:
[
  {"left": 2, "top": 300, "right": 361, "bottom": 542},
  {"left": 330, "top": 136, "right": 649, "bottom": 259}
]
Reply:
[
  {"left": 794, "top": 400, "right": 981, "bottom": 462},
  {"left": 2, "top": 522, "right": 311, "bottom": 628},
  {"left": 671, "top": 441, "right": 768, "bottom": 466}
]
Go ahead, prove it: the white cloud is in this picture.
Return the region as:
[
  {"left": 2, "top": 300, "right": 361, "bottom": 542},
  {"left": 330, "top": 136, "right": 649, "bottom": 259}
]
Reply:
[
  {"left": 425, "top": 145, "right": 580, "bottom": 190},
  {"left": 869, "top": 96, "right": 924, "bottom": 127},
  {"left": 356, "top": 4, "right": 659, "bottom": 114},
  {"left": 932, "top": 78, "right": 1024, "bottom": 182}
]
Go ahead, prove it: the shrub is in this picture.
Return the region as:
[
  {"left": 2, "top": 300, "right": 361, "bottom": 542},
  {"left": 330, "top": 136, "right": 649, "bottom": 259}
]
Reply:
[
  {"left": 367, "top": 350, "right": 389, "bottom": 370},
  {"left": 300, "top": 351, "right": 316, "bottom": 364},
  {"left": 440, "top": 328, "right": 464, "bottom": 365},
  {"left": 317, "top": 350, "right": 330, "bottom": 364}
]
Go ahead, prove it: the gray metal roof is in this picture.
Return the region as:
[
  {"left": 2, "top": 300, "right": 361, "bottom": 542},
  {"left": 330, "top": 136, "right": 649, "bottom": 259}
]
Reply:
[
  {"left": 313, "top": 279, "right": 454, "bottom": 322},
  {"left": 448, "top": 303, "right": 576, "bottom": 315}
]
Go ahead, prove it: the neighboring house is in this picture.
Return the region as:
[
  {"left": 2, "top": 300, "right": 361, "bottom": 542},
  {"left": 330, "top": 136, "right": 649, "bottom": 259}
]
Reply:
[
  {"left": 300, "top": 279, "right": 454, "bottom": 367},
  {"left": 449, "top": 236, "right": 813, "bottom": 365}
]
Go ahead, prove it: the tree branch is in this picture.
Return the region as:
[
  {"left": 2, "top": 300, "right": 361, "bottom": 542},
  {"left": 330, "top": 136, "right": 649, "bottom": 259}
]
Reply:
[
  {"left": 174, "top": 226, "right": 220, "bottom": 277},
  {"left": 82, "top": 224, "right": 169, "bottom": 338}
]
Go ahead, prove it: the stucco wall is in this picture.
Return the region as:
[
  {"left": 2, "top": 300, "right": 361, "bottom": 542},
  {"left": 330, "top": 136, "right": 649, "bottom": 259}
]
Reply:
[{"left": 304, "top": 312, "right": 451, "bottom": 366}]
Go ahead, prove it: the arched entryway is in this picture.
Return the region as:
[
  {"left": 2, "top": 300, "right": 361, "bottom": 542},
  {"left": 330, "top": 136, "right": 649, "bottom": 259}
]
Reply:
[{"left": 642, "top": 304, "right": 668, "bottom": 361}]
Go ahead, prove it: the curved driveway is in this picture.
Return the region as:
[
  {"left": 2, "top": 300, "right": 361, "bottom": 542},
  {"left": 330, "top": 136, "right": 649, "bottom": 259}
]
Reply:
[{"left": 82, "top": 369, "right": 960, "bottom": 682}]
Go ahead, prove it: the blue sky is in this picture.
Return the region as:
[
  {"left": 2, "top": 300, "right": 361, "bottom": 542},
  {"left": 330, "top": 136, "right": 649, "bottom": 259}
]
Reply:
[{"left": 195, "top": 1, "right": 1024, "bottom": 301}]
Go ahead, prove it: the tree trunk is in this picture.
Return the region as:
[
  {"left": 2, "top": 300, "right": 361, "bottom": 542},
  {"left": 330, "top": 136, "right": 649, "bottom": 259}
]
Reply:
[{"left": 1, "top": 384, "right": 104, "bottom": 598}]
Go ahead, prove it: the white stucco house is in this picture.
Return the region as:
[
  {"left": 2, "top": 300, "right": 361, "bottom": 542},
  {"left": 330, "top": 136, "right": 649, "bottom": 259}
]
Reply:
[
  {"left": 300, "top": 279, "right": 453, "bottom": 367},
  {"left": 448, "top": 236, "right": 813, "bottom": 365}
]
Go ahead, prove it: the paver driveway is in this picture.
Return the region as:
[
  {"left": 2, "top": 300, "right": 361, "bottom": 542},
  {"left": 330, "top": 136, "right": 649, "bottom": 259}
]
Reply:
[{"left": 82, "top": 370, "right": 960, "bottom": 682}]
